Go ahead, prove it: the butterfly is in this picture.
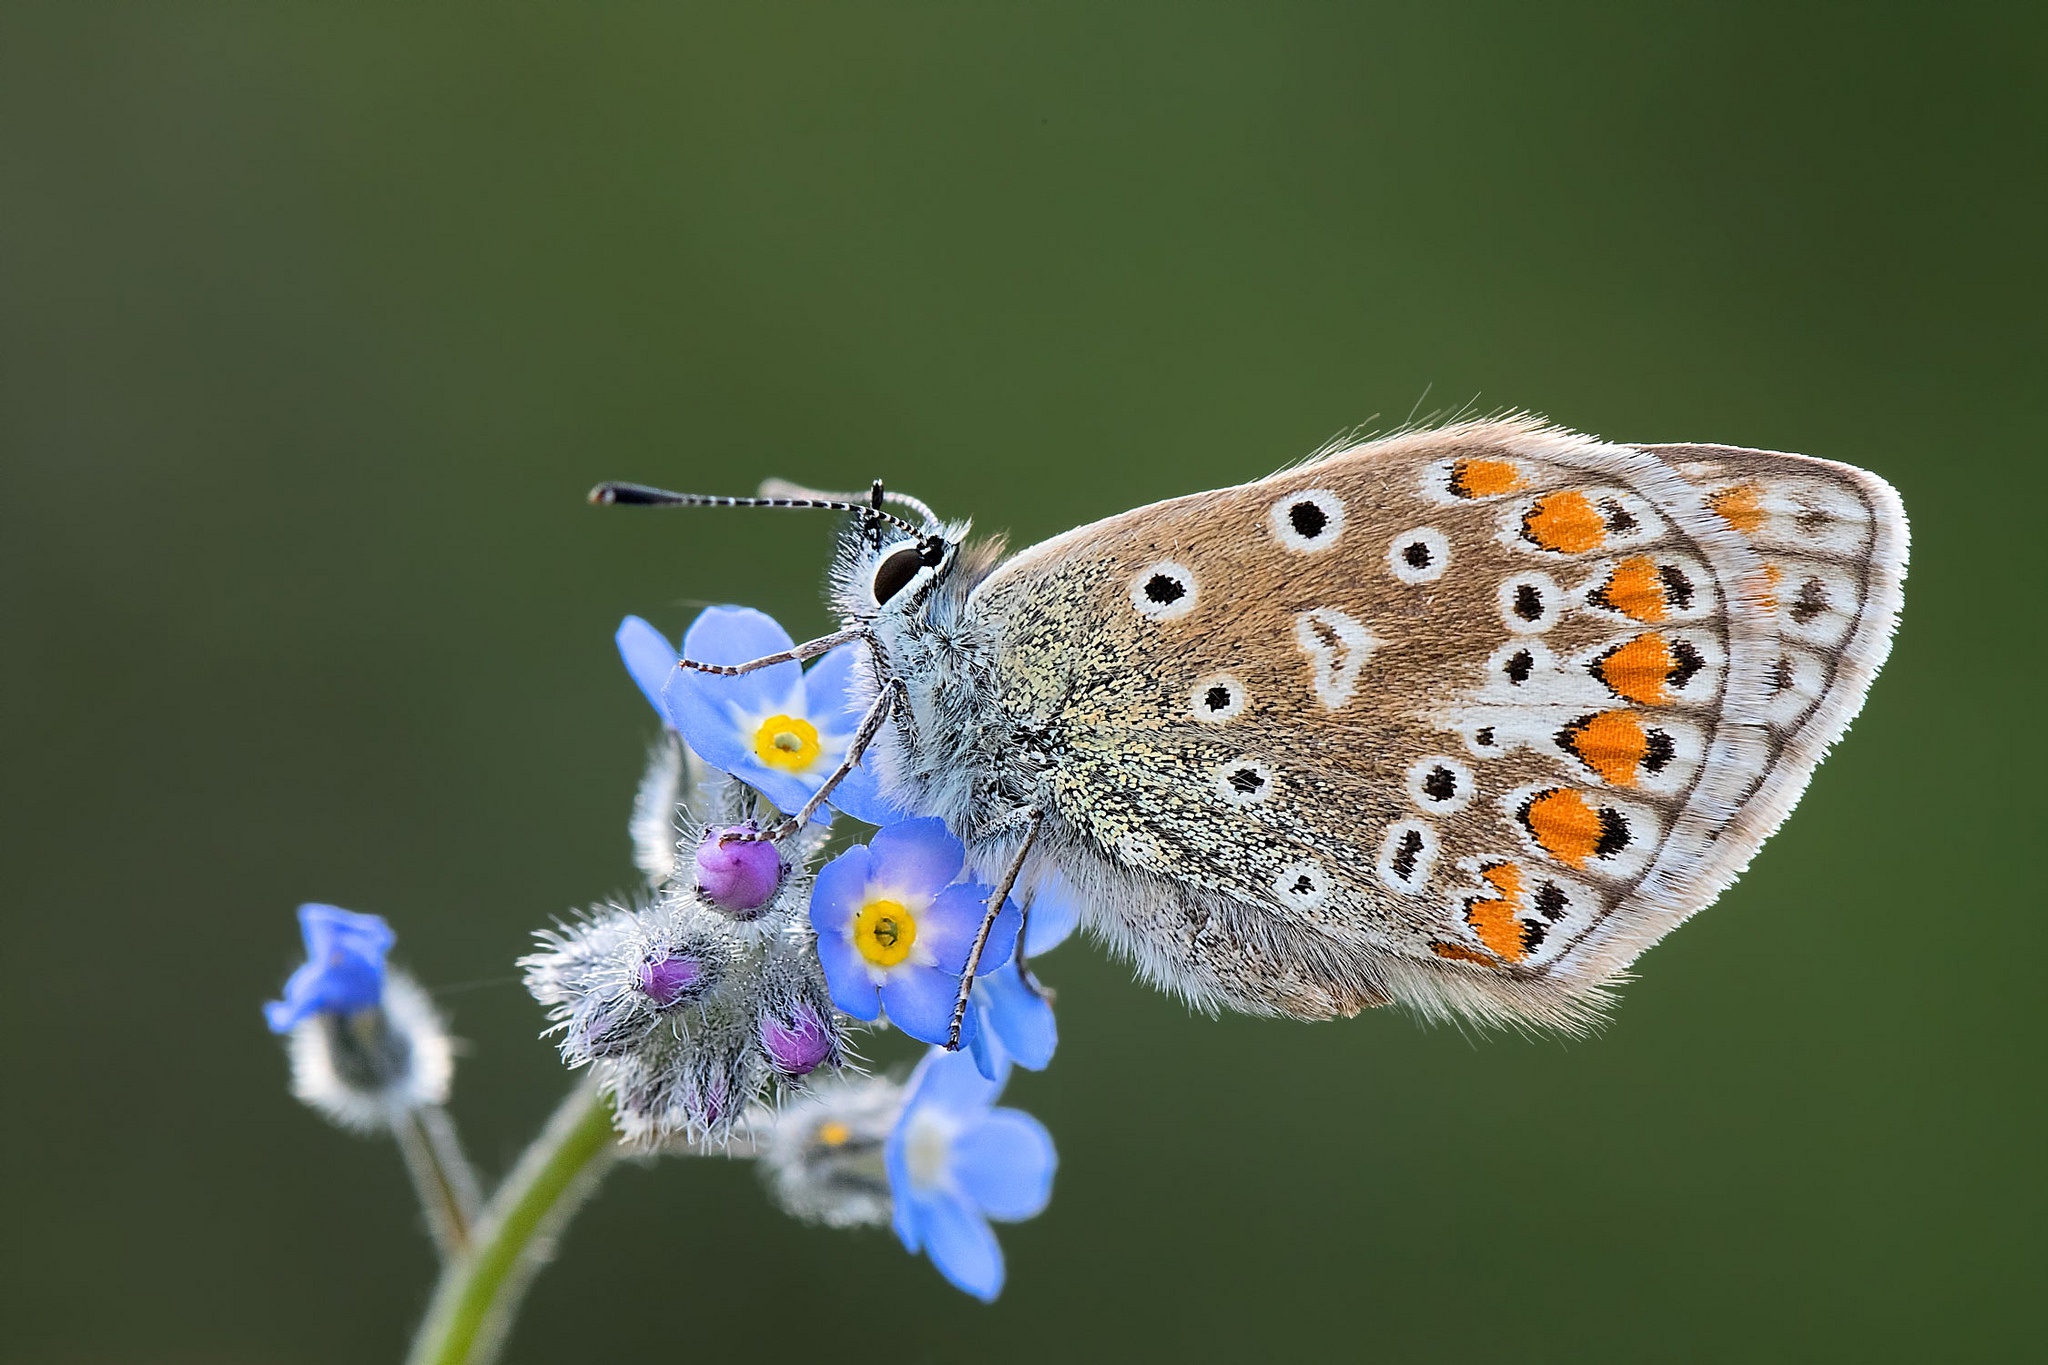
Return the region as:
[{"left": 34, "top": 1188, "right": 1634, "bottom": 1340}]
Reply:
[{"left": 594, "top": 416, "right": 1908, "bottom": 1034}]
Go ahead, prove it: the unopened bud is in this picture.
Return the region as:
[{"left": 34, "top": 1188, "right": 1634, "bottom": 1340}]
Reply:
[{"left": 695, "top": 825, "right": 782, "bottom": 916}]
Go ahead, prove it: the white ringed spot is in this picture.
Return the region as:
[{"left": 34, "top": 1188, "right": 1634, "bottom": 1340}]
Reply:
[
  {"left": 1271, "top": 859, "right": 1332, "bottom": 912},
  {"left": 1212, "top": 757, "right": 1275, "bottom": 808},
  {"left": 1189, "top": 673, "right": 1249, "bottom": 724},
  {"left": 1405, "top": 756, "right": 1476, "bottom": 814},
  {"left": 1375, "top": 820, "right": 1439, "bottom": 895},
  {"left": 1130, "top": 560, "right": 1199, "bottom": 622},
  {"left": 1497, "top": 571, "right": 1563, "bottom": 634},
  {"left": 1388, "top": 527, "right": 1450, "bottom": 584},
  {"left": 1270, "top": 489, "right": 1345, "bottom": 553},
  {"left": 1293, "top": 607, "right": 1380, "bottom": 708}
]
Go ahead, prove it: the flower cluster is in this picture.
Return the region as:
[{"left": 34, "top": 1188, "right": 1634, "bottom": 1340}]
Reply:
[
  {"left": 266, "top": 599, "right": 1072, "bottom": 1303},
  {"left": 604, "top": 604, "right": 1071, "bottom": 1292}
]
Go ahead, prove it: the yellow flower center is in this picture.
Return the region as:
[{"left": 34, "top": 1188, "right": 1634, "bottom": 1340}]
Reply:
[
  {"left": 817, "top": 1120, "right": 852, "bottom": 1147},
  {"left": 752, "top": 714, "right": 822, "bottom": 771},
  {"left": 853, "top": 899, "right": 917, "bottom": 968}
]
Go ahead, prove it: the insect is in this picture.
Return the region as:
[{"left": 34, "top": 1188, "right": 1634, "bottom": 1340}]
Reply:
[{"left": 594, "top": 416, "right": 1908, "bottom": 1035}]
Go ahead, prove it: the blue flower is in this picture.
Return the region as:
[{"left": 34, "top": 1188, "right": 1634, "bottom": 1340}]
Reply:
[
  {"left": 963, "top": 873, "right": 1082, "bottom": 1079},
  {"left": 810, "top": 819, "right": 1021, "bottom": 1047},
  {"left": 615, "top": 609, "right": 911, "bottom": 825},
  {"left": 886, "top": 1047, "right": 1056, "bottom": 1301},
  {"left": 264, "top": 904, "right": 395, "bottom": 1033}
]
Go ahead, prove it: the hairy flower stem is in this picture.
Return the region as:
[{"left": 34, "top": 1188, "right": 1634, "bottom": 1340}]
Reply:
[
  {"left": 393, "top": 1104, "right": 482, "bottom": 1260},
  {"left": 405, "top": 1081, "right": 618, "bottom": 1365}
]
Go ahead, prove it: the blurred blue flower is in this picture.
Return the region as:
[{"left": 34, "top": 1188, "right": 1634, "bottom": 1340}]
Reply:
[
  {"left": 886, "top": 1047, "right": 1056, "bottom": 1301},
  {"left": 963, "top": 873, "right": 1082, "bottom": 1078},
  {"left": 615, "top": 609, "right": 910, "bottom": 824},
  {"left": 264, "top": 904, "right": 395, "bottom": 1033},
  {"left": 810, "top": 819, "right": 1020, "bottom": 1047}
]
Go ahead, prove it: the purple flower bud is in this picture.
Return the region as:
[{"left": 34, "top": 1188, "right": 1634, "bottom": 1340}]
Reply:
[
  {"left": 761, "top": 1002, "right": 836, "bottom": 1077},
  {"left": 638, "top": 952, "right": 706, "bottom": 1009},
  {"left": 695, "top": 825, "right": 783, "bottom": 916}
]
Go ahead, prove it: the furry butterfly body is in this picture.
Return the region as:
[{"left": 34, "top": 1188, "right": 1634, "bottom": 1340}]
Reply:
[{"left": 614, "top": 417, "right": 1908, "bottom": 1032}]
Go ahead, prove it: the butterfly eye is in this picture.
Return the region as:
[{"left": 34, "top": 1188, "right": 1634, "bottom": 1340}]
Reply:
[{"left": 870, "top": 537, "right": 946, "bottom": 606}]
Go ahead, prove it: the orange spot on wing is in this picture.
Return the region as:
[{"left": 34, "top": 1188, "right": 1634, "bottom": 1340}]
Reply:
[
  {"left": 1560, "top": 710, "right": 1648, "bottom": 786},
  {"left": 1431, "top": 941, "right": 1499, "bottom": 967},
  {"left": 1600, "top": 556, "right": 1667, "bottom": 622},
  {"left": 1521, "top": 789, "right": 1603, "bottom": 867},
  {"left": 1522, "top": 491, "right": 1607, "bottom": 554},
  {"left": 1710, "top": 482, "right": 1765, "bottom": 535},
  {"left": 1754, "top": 563, "right": 1783, "bottom": 614},
  {"left": 1481, "top": 863, "right": 1523, "bottom": 899},
  {"left": 1463, "top": 862, "right": 1529, "bottom": 963},
  {"left": 1449, "top": 458, "right": 1523, "bottom": 498},
  {"left": 1594, "top": 633, "right": 1676, "bottom": 704}
]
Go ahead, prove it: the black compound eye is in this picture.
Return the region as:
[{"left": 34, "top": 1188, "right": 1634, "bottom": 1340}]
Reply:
[{"left": 871, "top": 544, "right": 928, "bottom": 605}]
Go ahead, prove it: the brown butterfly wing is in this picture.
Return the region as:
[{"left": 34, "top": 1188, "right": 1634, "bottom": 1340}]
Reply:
[{"left": 970, "top": 418, "right": 1906, "bottom": 1028}]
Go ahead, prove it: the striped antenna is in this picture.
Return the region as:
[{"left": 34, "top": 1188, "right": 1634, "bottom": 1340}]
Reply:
[{"left": 587, "top": 482, "right": 920, "bottom": 538}]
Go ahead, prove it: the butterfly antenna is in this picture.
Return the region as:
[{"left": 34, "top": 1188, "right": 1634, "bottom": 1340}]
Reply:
[
  {"left": 757, "top": 476, "right": 941, "bottom": 530},
  {"left": 587, "top": 481, "right": 921, "bottom": 537}
]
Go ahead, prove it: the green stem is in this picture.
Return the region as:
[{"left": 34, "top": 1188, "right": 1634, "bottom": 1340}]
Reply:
[
  {"left": 392, "top": 1105, "right": 481, "bottom": 1260},
  {"left": 405, "top": 1080, "right": 618, "bottom": 1365}
]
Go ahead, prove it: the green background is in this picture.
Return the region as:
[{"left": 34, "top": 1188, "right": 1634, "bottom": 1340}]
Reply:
[{"left": 4, "top": 4, "right": 2041, "bottom": 1361}]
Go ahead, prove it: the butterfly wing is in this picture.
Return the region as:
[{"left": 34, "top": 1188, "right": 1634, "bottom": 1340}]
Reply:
[{"left": 967, "top": 418, "right": 1907, "bottom": 1028}]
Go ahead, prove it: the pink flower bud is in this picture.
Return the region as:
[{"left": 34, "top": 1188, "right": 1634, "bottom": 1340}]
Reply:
[
  {"left": 760, "top": 1002, "right": 836, "bottom": 1076},
  {"left": 695, "top": 825, "right": 783, "bottom": 916}
]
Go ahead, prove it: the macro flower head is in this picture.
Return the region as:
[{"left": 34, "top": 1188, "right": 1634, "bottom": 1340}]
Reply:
[
  {"left": 264, "top": 903, "right": 394, "bottom": 1032},
  {"left": 617, "top": 607, "right": 907, "bottom": 825},
  {"left": 265, "top": 904, "right": 453, "bottom": 1131},
  {"left": 760, "top": 1071, "right": 906, "bottom": 1230},
  {"left": 810, "top": 818, "right": 1021, "bottom": 1048},
  {"left": 886, "top": 1047, "right": 1056, "bottom": 1301}
]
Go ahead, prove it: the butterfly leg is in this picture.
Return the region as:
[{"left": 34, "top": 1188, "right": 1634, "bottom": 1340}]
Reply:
[
  {"left": 946, "top": 809, "right": 1043, "bottom": 1051},
  {"left": 669, "top": 625, "right": 866, "bottom": 677},
  {"left": 729, "top": 678, "right": 903, "bottom": 843}
]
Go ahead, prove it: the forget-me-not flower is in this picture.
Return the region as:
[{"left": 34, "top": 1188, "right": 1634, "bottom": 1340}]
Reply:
[
  {"left": 615, "top": 609, "right": 909, "bottom": 825},
  {"left": 810, "top": 819, "right": 1020, "bottom": 1048},
  {"left": 266, "top": 904, "right": 454, "bottom": 1131},
  {"left": 265, "top": 903, "right": 395, "bottom": 1032},
  {"left": 886, "top": 1046, "right": 1056, "bottom": 1301},
  {"left": 963, "top": 873, "right": 1082, "bottom": 1078}
]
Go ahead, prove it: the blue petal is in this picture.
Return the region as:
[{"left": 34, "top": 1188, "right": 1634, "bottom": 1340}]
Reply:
[
  {"left": 902, "top": 1043, "right": 1005, "bottom": 1119},
  {"left": 677, "top": 606, "right": 801, "bottom": 715},
  {"left": 918, "top": 1191, "right": 1006, "bottom": 1301},
  {"left": 828, "top": 760, "right": 920, "bottom": 826},
  {"left": 879, "top": 963, "right": 965, "bottom": 1046},
  {"left": 800, "top": 640, "right": 868, "bottom": 742},
  {"left": 614, "top": 616, "right": 681, "bottom": 726},
  {"left": 952, "top": 1109, "right": 1056, "bottom": 1222},
  {"left": 808, "top": 843, "right": 871, "bottom": 928},
  {"left": 809, "top": 846, "right": 880, "bottom": 1019},
  {"left": 891, "top": 1185, "right": 926, "bottom": 1254},
  {"left": 814, "top": 925, "right": 880, "bottom": 1021},
  {"left": 885, "top": 1133, "right": 924, "bottom": 1250},
  {"left": 264, "top": 904, "right": 393, "bottom": 1033},
  {"left": 804, "top": 642, "right": 922, "bottom": 824},
  {"left": 918, "top": 883, "right": 1020, "bottom": 978},
  {"left": 1022, "top": 874, "right": 1082, "bottom": 957},
  {"left": 965, "top": 994, "right": 1003, "bottom": 1080},
  {"left": 978, "top": 962, "right": 1057, "bottom": 1071},
  {"left": 865, "top": 819, "right": 964, "bottom": 900}
]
